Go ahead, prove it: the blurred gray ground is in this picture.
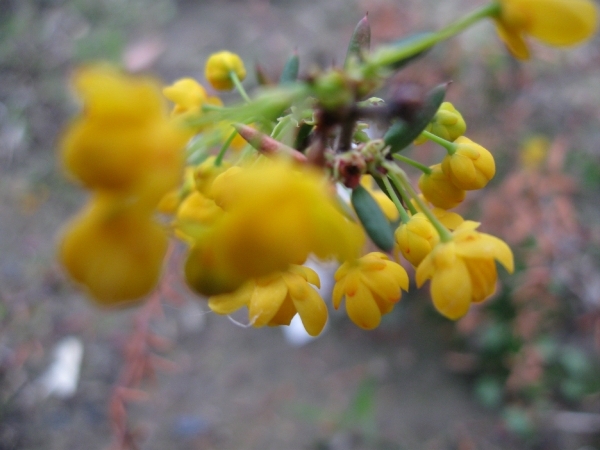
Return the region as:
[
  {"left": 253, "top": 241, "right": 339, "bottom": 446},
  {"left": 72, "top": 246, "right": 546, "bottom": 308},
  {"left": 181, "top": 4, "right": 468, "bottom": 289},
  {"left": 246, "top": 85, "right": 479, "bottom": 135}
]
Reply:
[{"left": 1, "top": 0, "right": 599, "bottom": 449}]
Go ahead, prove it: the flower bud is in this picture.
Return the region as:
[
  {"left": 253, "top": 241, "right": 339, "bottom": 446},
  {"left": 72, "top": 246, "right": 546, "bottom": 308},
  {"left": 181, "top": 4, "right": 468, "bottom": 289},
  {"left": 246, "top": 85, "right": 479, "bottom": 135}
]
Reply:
[
  {"left": 414, "top": 102, "right": 466, "bottom": 145},
  {"left": 162, "top": 78, "right": 207, "bottom": 116},
  {"left": 441, "top": 136, "right": 495, "bottom": 190},
  {"left": 205, "top": 51, "right": 246, "bottom": 91},
  {"left": 418, "top": 164, "right": 465, "bottom": 209},
  {"left": 394, "top": 213, "right": 439, "bottom": 267}
]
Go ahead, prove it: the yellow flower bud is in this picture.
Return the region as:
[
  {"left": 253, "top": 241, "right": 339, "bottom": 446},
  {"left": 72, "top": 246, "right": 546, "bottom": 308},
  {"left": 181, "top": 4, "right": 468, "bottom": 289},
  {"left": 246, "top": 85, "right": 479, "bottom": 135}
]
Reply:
[
  {"left": 394, "top": 213, "right": 439, "bottom": 267},
  {"left": 162, "top": 78, "right": 208, "bottom": 116},
  {"left": 418, "top": 164, "right": 465, "bottom": 210},
  {"left": 415, "top": 102, "right": 467, "bottom": 145},
  {"left": 59, "top": 198, "right": 167, "bottom": 306},
  {"left": 205, "top": 51, "right": 246, "bottom": 91},
  {"left": 441, "top": 136, "right": 495, "bottom": 190}
]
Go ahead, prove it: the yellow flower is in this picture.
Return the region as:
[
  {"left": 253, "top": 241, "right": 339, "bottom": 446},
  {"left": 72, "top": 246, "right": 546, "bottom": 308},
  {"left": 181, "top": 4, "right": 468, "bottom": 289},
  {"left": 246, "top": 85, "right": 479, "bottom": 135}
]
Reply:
[
  {"left": 205, "top": 51, "right": 247, "bottom": 91},
  {"left": 333, "top": 253, "right": 409, "bottom": 330},
  {"left": 175, "top": 190, "right": 224, "bottom": 242},
  {"left": 208, "top": 265, "right": 328, "bottom": 336},
  {"left": 495, "top": 0, "right": 598, "bottom": 59},
  {"left": 394, "top": 212, "right": 439, "bottom": 267},
  {"left": 415, "top": 102, "right": 467, "bottom": 145},
  {"left": 416, "top": 221, "right": 514, "bottom": 320},
  {"left": 418, "top": 164, "right": 466, "bottom": 210},
  {"left": 441, "top": 136, "right": 495, "bottom": 191},
  {"left": 162, "top": 78, "right": 208, "bottom": 116},
  {"left": 184, "top": 238, "right": 247, "bottom": 297},
  {"left": 208, "top": 161, "right": 364, "bottom": 279},
  {"left": 61, "top": 66, "right": 188, "bottom": 204},
  {"left": 59, "top": 196, "right": 167, "bottom": 305},
  {"left": 193, "top": 156, "right": 232, "bottom": 195}
]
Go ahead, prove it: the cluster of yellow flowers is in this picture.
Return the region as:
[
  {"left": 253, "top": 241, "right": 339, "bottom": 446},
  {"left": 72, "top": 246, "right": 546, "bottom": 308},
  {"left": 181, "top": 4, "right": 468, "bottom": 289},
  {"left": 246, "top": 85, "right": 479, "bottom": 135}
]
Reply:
[
  {"left": 57, "top": 0, "right": 597, "bottom": 334},
  {"left": 59, "top": 66, "right": 188, "bottom": 304}
]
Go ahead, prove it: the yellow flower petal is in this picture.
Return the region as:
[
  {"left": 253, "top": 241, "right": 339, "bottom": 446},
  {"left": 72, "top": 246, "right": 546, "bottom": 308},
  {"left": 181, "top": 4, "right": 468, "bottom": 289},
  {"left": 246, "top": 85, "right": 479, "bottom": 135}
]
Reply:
[
  {"left": 345, "top": 283, "right": 382, "bottom": 330},
  {"left": 248, "top": 279, "right": 288, "bottom": 327},
  {"left": 430, "top": 260, "right": 472, "bottom": 320},
  {"left": 522, "top": 0, "right": 598, "bottom": 46},
  {"left": 291, "top": 287, "right": 328, "bottom": 336},
  {"left": 454, "top": 233, "right": 514, "bottom": 273},
  {"left": 208, "top": 281, "right": 254, "bottom": 315}
]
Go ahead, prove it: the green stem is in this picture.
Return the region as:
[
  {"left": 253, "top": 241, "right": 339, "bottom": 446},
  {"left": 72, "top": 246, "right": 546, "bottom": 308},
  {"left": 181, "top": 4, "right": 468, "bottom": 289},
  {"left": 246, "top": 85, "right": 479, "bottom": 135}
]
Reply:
[
  {"left": 421, "top": 130, "right": 457, "bottom": 154},
  {"left": 381, "top": 175, "right": 410, "bottom": 223},
  {"left": 229, "top": 71, "right": 251, "bottom": 103},
  {"left": 387, "top": 170, "right": 418, "bottom": 215},
  {"left": 384, "top": 163, "right": 453, "bottom": 242},
  {"left": 393, "top": 154, "right": 433, "bottom": 174},
  {"left": 368, "top": 2, "right": 500, "bottom": 68},
  {"left": 214, "top": 129, "right": 237, "bottom": 166}
]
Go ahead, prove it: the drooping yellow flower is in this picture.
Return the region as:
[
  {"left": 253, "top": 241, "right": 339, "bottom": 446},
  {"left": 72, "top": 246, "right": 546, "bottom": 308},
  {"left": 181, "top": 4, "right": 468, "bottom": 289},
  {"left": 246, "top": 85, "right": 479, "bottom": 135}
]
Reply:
[
  {"left": 208, "top": 265, "right": 328, "bottom": 336},
  {"left": 416, "top": 221, "right": 514, "bottom": 320},
  {"left": 205, "top": 51, "right": 247, "bottom": 91},
  {"left": 418, "top": 164, "right": 466, "bottom": 210},
  {"left": 333, "top": 253, "right": 409, "bottom": 330},
  {"left": 208, "top": 161, "right": 364, "bottom": 279},
  {"left": 61, "top": 66, "right": 188, "bottom": 204},
  {"left": 495, "top": 0, "right": 598, "bottom": 59},
  {"left": 59, "top": 196, "right": 167, "bottom": 305},
  {"left": 415, "top": 102, "right": 467, "bottom": 145},
  {"left": 441, "top": 136, "right": 495, "bottom": 191},
  {"left": 394, "top": 212, "right": 439, "bottom": 267}
]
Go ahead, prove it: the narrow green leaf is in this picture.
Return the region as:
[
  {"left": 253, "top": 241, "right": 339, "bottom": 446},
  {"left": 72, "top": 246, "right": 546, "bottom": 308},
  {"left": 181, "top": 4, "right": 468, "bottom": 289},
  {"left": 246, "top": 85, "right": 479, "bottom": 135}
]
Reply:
[
  {"left": 344, "top": 14, "right": 371, "bottom": 68},
  {"left": 279, "top": 51, "right": 299, "bottom": 84},
  {"left": 351, "top": 184, "right": 394, "bottom": 251},
  {"left": 384, "top": 83, "right": 447, "bottom": 153}
]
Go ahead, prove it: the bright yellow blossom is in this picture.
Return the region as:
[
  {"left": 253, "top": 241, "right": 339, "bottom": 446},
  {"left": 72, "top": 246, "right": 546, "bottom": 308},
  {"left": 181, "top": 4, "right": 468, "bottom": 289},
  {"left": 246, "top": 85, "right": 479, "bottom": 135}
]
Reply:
[
  {"left": 207, "top": 161, "right": 364, "bottom": 279},
  {"left": 495, "top": 0, "right": 598, "bottom": 59},
  {"left": 208, "top": 265, "right": 328, "bottom": 336},
  {"left": 418, "top": 164, "right": 466, "bottom": 210},
  {"left": 61, "top": 66, "right": 188, "bottom": 204},
  {"left": 59, "top": 196, "right": 167, "bottom": 305},
  {"left": 415, "top": 102, "right": 467, "bottom": 145},
  {"left": 416, "top": 221, "right": 514, "bottom": 320},
  {"left": 333, "top": 253, "right": 409, "bottom": 330},
  {"left": 205, "top": 51, "right": 247, "bottom": 91},
  {"left": 162, "top": 78, "right": 208, "bottom": 117},
  {"left": 394, "top": 212, "right": 439, "bottom": 267},
  {"left": 441, "top": 136, "right": 495, "bottom": 191},
  {"left": 175, "top": 191, "right": 224, "bottom": 242}
]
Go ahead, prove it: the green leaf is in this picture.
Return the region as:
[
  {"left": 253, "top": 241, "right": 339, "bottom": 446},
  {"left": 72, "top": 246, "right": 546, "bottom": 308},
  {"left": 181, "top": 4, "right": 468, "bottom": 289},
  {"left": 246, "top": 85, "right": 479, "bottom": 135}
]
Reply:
[
  {"left": 351, "top": 184, "right": 394, "bottom": 251},
  {"left": 279, "top": 51, "right": 299, "bottom": 84},
  {"left": 384, "top": 83, "right": 446, "bottom": 153},
  {"left": 344, "top": 15, "right": 371, "bottom": 68}
]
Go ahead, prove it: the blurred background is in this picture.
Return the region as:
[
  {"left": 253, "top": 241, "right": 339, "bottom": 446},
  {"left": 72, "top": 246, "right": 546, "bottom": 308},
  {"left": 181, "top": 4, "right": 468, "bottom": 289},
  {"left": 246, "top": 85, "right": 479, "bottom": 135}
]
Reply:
[{"left": 1, "top": 0, "right": 600, "bottom": 448}]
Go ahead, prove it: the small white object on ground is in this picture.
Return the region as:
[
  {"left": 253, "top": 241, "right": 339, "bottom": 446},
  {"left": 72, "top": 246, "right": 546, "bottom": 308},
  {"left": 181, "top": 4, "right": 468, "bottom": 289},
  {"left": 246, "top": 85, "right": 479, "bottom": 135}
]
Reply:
[{"left": 37, "top": 336, "right": 83, "bottom": 399}]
